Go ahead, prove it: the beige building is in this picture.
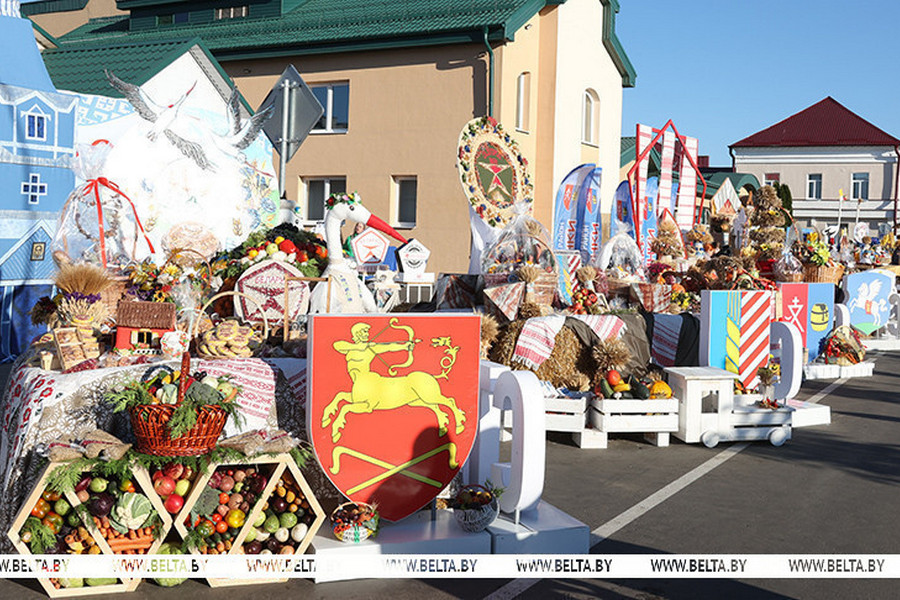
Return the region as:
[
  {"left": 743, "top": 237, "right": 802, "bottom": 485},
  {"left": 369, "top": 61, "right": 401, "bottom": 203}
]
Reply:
[
  {"left": 26, "top": 0, "right": 635, "bottom": 273},
  {"left": 731, "top": 97, "right": 900, "bottom": 236}
]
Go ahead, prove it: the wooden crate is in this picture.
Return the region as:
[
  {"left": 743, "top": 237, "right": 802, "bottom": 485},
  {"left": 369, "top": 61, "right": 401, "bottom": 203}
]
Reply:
[
  {"left": 588, "top": 398, "right": 679, "bottom": 447},
  {"left": 6, "top": 461, "right": 135, "bottom": 597},
  {"left": 544, "top": 396, "right": 587, "bottom": 433},
  {"left": 207, "top": 453, "right": 326, "bottom": 587}
]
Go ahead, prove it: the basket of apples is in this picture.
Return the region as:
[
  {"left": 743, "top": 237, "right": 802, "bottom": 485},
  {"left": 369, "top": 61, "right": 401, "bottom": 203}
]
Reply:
[{"left": 151, "top": 462, "right": 195, "bottom": 517}]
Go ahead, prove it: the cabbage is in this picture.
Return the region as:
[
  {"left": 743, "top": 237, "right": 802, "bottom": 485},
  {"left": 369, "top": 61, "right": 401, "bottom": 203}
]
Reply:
[
  {"left": 153, "top": 543, "right": 188, "bottom": 587},
  {"left": 112, "top": 492, "right": 153, "bottom": 531}
]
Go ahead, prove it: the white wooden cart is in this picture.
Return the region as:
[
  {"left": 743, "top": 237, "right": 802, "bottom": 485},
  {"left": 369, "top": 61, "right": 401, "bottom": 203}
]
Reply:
[{"left": 664, "top": 366, "right": 791, "bottom": 448}]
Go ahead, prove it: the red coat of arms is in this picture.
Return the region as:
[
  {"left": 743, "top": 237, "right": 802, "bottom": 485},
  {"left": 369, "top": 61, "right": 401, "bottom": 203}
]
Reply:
[{"left": 308, "top": 314, "right": 480, "bottom": 521}]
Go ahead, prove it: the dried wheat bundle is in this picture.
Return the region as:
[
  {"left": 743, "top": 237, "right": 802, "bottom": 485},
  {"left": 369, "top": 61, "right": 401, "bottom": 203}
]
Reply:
[
  {"left": 54, "top": 262, "right": 113, "bottom": 295},
  {"left": 517, "top": 264, "right": 542, "bottom": 283},
  {"left": 575, "top": 265, "right": 597, "bottom": 284},
  {"left": 592, "top": 337, "right": 631, "bottom": 372}
]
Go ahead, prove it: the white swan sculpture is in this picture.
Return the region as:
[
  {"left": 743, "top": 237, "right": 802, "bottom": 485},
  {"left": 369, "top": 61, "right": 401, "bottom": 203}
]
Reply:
[{"left": 309, "top": 192, "right": 407, "bottom": 313}]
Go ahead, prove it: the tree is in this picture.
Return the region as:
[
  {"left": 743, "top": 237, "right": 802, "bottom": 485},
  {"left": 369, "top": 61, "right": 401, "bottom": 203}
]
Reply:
[{"left": 774, "top": 182, "right": 793, "bottom": 216}]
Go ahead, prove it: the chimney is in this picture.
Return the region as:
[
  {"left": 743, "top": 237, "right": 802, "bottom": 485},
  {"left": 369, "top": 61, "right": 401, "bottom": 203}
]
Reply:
[{"left": 698, "top": 155, "right": 710, "bottom": 168}]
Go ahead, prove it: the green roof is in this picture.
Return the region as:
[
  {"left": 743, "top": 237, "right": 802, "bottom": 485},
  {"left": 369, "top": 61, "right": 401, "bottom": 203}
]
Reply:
[
  {"left": 621, "top": 136, "right": 661, "bottom": 170},
  {"left": 706, "top": 172, "right": 760, "bottom": 194},
  {"left": 20, "top": 0, "right": 88, "bottom": 16},
  {"left": 61, "top": 0, "right": 557, "bottom": 57},
  {"left": 42, "top": 37, "right": 202, "bottom": 95}
]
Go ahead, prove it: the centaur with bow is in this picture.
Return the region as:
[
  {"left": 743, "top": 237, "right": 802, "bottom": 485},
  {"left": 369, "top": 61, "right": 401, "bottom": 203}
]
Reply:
[{"left": 322, "top": 317, "right": 464, "bottom": 442}]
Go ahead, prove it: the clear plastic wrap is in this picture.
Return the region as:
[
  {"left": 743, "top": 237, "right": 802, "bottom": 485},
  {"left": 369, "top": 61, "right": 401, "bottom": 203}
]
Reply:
[
  {"left": 50, "top": 142, "right": 154, "bottom": 268},
  {"left": 773, "top": 249, "right": 803, "bottom": 279},
  {"left": 481, "top": 204, "right": 557, "bottom": 276},
  {"left": 593, "top": 232, "right": 647, "bottom": 280}
]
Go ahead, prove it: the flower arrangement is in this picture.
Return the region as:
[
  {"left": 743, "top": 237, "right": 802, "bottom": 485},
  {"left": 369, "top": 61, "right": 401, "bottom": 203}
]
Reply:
[
  {"left": 804, "top": 237, "right": 832, "bottom": 266},
  {"left": 325, "top": 191, "right": 362, "bottom": 210},
  {"left": 125, "top": 258, "right": 218, "bottom": 304}
]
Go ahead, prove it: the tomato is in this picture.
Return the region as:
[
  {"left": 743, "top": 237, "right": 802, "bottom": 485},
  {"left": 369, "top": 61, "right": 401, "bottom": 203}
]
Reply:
[
  {"left": 197, "top": 520, "right": 215, "bottom": 538},
  {"left": 219, "top": 493, "right": 229, "bottom": 505},
  {"left": 42, "top": 490, "right": 61, "bottom": 502},
  {"left": 211, "top": 513, "right": 222, "bottom": 523},
  {"left": 42, "top": 512, "right": 63, "bottom": 534},
  {"left": 606, "top": 370, "right": 623, "bottom": 387},
  {"left": 215, "top": 520, "right": 229, "bottom": 534},
  {"left": 225, "top": 509, "right": 245, "bottom": 530},
  {"left": 31, "top": 498, "right": 50, "bottom": 519}
]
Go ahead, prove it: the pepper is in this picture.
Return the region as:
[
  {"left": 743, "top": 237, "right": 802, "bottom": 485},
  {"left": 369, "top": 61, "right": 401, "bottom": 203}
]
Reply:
[
  {"left": 31, "top": 498, "right": 50, "bottom": 519},
  {"left": 197, "top": 520, "right": 215, "bottom": 538},
  {"left": 225, "top": 509, "right": 245, "bottom": 530},
  {"left": 42, "top": 490, "right": 61, "bottom": 502},
  {"left": 42, "top": 512, "right": 63, "bottom": 534}
]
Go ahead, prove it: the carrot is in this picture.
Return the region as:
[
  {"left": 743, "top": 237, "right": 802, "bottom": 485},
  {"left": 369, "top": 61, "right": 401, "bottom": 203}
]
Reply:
[{"left": 127, "top": 530, "right": 136, "bottom": 540}]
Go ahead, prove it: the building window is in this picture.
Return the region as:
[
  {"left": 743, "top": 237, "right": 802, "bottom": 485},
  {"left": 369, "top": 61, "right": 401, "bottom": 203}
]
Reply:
[
  {"left": 304, "top": 177, "right": 346, "bottom": 222},
  {"left": 852, "top": 172, "right": 869, "bottom": 200},
  {"left": 807, "top": 174, "right": 822, "bottom": 200},
  {"left": 393, "top": 176, "right": 417, "bottom": 227},
  {"left": 516, "top": 72, "right": 531, "bottom": 132},
  {"left": 764, "top": 173, "right": 780, "bottom": 186},
  {"left": 311, "top": 83, "right": 349, "bottom": 133},
  {"left": 25, "top": 113, "right": 46, "bottom": 141},
  {"left": 21, "top": 173, "right": 47, "bottom": 205},
  {"left": 215, "top": 6, "right": 248, "bottom": 20},
  {"left": 157, "top": 14, "right": 173, "bottom": 25},
  {"left": 582, "top": 89, "right": 599, "bottom": 145}
]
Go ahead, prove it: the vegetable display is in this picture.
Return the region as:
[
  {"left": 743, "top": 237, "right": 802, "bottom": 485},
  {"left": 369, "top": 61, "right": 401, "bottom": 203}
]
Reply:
[{"left": 242, "top": 470, "right": 315, "bottom": 555}]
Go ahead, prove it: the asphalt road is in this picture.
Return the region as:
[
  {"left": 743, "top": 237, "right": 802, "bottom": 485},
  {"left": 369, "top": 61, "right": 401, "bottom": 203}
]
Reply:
[{"left": 1, "top": 351, "right": 898, "bottom": 599}]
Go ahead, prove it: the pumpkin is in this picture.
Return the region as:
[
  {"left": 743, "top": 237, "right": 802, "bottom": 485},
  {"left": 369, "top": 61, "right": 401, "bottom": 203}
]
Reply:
[{"left": 649, "top": 380, "right": 672, "bottom": 399}]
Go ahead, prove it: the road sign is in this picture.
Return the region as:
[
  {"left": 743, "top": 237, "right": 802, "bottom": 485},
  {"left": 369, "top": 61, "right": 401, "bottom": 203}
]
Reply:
[{"left": 258, "top": 65, "right": 323, "bottom": 162}]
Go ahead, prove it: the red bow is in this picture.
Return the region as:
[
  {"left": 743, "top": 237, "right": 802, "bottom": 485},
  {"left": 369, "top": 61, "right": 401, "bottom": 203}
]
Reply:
[{"left": 82, "top": 177, "right": 155, "bottom": 267}]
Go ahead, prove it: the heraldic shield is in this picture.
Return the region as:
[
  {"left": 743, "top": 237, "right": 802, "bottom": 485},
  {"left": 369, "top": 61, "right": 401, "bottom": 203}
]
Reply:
[{"left": 307, "top": 314, "right": 480, "bottom": 522}]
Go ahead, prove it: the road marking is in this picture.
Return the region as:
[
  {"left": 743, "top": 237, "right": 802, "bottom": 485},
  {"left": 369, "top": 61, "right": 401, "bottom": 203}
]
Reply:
[{"left": 483, "top": 377, "right": 847, "bottom": 600}]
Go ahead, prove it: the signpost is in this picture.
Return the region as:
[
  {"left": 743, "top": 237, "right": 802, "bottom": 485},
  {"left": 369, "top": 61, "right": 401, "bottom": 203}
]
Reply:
[{"left": 258, "top": 65, "right": 324, "bottom": 216}]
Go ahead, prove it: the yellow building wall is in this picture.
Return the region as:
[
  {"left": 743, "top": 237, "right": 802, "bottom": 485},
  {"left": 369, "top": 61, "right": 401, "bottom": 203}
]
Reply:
[
  {"left": 226, "top": 44, "right": 490, "bottom": 275},
  {"left": 29, "top": 0, "right": 124, "bottom": 38}
]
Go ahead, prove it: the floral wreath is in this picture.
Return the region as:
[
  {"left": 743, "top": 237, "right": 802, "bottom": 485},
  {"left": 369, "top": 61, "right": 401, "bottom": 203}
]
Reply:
[
  {"left": 456, "top": 117, "right": 533, "bottom": 229},
  {"left": 326, "top": 191, "right": 362, "bottom": 210}
]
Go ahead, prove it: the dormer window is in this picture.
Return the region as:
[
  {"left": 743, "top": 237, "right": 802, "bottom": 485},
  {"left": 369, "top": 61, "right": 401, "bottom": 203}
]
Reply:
[
  {"left": 24, "top": 107, "right": 49, "bottom": 141},
  {"left": 215, "top": 6, "right": 249, "bottom": 20}
]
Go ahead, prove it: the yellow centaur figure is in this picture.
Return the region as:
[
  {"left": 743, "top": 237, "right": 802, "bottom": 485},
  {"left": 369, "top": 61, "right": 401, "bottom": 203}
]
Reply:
[{"left": 322, "top": 318, "right": 465, "bottom": 442}]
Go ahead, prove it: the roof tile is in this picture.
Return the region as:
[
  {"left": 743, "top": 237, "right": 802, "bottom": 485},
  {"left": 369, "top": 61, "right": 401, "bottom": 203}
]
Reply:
[{"left": 731, "top": 97, "right": 900, "bottom": 148}]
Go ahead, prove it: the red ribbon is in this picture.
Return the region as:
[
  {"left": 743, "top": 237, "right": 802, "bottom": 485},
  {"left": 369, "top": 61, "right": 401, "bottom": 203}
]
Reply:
[{"left": 82, "top": 176, "right": 155, "bottom": 268}]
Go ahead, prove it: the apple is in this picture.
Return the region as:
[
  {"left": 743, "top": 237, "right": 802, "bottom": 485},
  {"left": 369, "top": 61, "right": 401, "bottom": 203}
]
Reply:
[
  {"left": 154, "top": 476, "right": 176, "bottom": 498},
  {"left": 89, "top": 477, "right": 108, "bottom": 493},
  {"left": 266, "top": 243, "right": 278, "bottom": 256},
  {"left": 162, "top": 463, "right": 185, "bottom": 481},
  {"left": 174, "top": 479, "right": 190, "bottom": 498},
  {"left": 164, "top": 494, "right": 184, "bottom": 514}
]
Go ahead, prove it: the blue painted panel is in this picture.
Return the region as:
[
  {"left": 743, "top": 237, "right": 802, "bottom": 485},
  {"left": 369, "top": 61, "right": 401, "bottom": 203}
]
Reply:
[
  {"left": 0, "top": 163, "right": 73, "bottom": 212},
  {"left": 0, "top": 102, "right": 12, "bottom": 140},
  {"left": 0, "top": 16, "right": 55, "bottom": 92},
  {"left": 806, "top": 283, "right": 834, "bottom": 361},
  {"left": 1, "top": 283, "right": 53, "bottom": 361},
  {"left": 0, "top": 225, "right": 55, "bottom": 282},
  {"left": 705, "top": 290, "right": 728, "bottom": 369}
]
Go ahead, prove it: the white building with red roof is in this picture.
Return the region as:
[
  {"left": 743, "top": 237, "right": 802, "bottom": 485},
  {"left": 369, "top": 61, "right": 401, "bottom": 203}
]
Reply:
[{"left": 730, "top": 96, "right": 900, "bottom": 235}]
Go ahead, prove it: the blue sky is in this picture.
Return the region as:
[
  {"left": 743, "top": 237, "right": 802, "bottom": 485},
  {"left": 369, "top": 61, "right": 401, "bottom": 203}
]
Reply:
[{"left": 616, "top": 1, "right": 898, "bottom": 167}]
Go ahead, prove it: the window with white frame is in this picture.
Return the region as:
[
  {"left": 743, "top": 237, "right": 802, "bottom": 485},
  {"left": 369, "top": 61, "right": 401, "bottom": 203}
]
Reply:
[
  {"left": 215, "top": 6, "right": 248, "bottom": 19},
  {"left": 582, "top": 89, "right": 599, "bottom": 145},
  {"left": 764, "top": 173, "right": 780, "bottom": 186},
  {"left": 852, "top": 172, "right": 869, "bottom": 200},
  {"left": 25, "top": 111, "right": 47, "bottom": 141},
  {"left": 393, "top": 176, "right": 417, "bottom": 227},
  {"left": 311, "top": 83, "right": 349, "bottom": 133},
  {"left": 516, "top": 72, "right": 531, "bottom": 132},
  {"left": 21, "top": 173, "right": 47, "bottom": 205},
  {"left": 807, "top": 173, "right": 822, "bottom": 200},
  {"left": 304, "top": 177, "right": 346, "bottom": 222}
]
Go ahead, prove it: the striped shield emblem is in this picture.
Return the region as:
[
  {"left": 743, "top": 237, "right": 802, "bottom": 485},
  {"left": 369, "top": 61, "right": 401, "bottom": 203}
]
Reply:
[{"left": 702, "top": 290, "right": 774, "bottom": 390}]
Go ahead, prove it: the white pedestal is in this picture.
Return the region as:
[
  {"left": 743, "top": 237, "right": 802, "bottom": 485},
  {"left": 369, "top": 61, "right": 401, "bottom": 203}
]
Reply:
[
  {"left": 786, "top": 399, "right": 832, "bottom": 428},
  {"left": 804, "top": 363, "right": 841, "bottom": 380},
  {"left": 487, "top": 501, "right": 589, "bottom": 554},
  {"left": 312, "top": 510, "right": 492, "bottom": 582},
  {"left": 863, "top": 337, "right": 900, "bottom": 351}
]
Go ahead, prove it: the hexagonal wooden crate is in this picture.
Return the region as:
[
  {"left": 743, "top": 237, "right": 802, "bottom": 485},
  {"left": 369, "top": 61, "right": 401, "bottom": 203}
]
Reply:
[
  {"left": 68, "top": 464, "right": 174, "bottom": 593},
  {"left": 6, "top": 460, "right": 135, "bottom": 597},
  {"left": 137, "top": 460, "right": 207, "bottom": 543},
  {"left": 200, "top": 453, "right": 325, "bottom": 588}
]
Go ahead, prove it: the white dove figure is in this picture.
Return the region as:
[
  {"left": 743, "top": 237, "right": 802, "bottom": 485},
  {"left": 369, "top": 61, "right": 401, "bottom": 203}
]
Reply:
[{"left": 309, "top": 192, "right": 407, "bottom": 313}]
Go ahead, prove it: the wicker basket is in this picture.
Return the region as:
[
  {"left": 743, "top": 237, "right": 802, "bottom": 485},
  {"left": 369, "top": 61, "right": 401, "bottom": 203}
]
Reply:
[
  {"left": 774, "top": 272, "right": 804, "bottom": 283},
  {"left": 802, "top": 263, "right": 845, "bottom": 284},
  {"left": 129, "top": 354, "right": 228, "bottom": 456},
  {"left": 452, "top": 484, "right": 500, "bottom": 533},
  {"left": 331, "top": 501, "right": 379, "bottom": 543}
]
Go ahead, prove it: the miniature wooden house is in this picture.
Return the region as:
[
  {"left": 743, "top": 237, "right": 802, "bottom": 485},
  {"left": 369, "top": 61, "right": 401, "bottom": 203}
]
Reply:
[{"left": 114, "top": 300, "right": 176, "bottom": 351}]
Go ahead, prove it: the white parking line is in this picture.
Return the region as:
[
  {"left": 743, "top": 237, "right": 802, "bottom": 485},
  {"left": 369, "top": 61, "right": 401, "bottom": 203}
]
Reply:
[{"left": 482, "top": 377, "right": 847, "bottom": 600}]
